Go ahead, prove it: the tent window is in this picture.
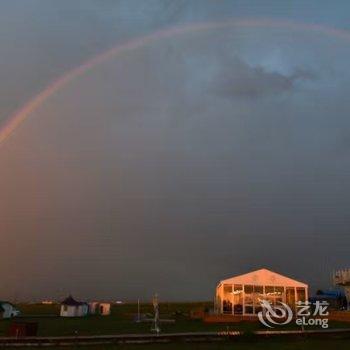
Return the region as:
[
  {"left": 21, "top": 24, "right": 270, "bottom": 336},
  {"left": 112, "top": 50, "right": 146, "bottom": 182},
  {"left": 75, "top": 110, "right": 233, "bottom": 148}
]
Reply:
[
  {"left": 244, "top": 285, "right": 253, "bottom": 294},
  {"left": 296, "top": 288, "right": 306, "bottom": 302},
  {"left": 233, "top": 284, "right": 243, "bottom": 315},
  {"left": 223, "top": 284, "right": 232, "bottom": 314},
  {"left": 223, "top": 285, "right": 232, "bottom": 293},
  {"left": 286, "top": 287, "right": 296, "bottom": 307}
]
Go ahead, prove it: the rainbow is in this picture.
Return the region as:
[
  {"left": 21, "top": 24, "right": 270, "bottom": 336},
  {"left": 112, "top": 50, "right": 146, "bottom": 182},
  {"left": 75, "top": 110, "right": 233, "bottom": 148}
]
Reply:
[{"left": 1, "top": 18, "right": 350, "bottom": 147}]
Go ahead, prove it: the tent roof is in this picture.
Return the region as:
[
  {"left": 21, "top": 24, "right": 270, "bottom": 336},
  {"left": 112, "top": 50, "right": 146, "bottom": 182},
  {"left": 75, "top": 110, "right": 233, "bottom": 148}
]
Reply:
[
  {"left": 61, "top": 296, "right": 86, "bottom": 306},
  {"left": 218, "top": 268, "right": 308, "bottom": 288}
]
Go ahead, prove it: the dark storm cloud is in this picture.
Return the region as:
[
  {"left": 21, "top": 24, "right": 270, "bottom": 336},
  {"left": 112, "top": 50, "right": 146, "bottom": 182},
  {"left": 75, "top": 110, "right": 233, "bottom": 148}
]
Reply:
[
  {"left": 210, "top": 57, "right": 315, "bottom": 99},
  {"left": 1, "top": 0, "right": 350, "bottom": 302}
]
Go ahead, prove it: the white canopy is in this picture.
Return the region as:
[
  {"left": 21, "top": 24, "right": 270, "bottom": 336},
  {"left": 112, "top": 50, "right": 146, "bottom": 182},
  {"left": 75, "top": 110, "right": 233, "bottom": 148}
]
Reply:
[{"left": 218, "top": 268, "right": 308, "bottom": 288}]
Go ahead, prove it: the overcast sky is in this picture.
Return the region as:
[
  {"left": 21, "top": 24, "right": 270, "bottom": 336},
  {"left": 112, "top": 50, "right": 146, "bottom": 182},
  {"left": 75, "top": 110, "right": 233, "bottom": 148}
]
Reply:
[{"left": 1, "top": 1, "right": 350, "bottom": 301}]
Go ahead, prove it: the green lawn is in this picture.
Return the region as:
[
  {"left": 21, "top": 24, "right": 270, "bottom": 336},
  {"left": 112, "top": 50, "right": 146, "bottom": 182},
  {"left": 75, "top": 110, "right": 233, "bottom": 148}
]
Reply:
[{"left": 1, "top": 302, "right": 226, "bottom": 336}]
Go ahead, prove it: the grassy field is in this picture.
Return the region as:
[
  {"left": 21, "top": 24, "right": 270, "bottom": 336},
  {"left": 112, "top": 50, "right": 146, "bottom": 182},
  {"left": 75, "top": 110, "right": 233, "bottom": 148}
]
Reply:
[
  {"left": 0, "top": 302, "right": 350, "bottom": 349},
  {"left": 0, "top": 302, "right": 350, "bottom": 336},
  {"left": 1, "top": 302, "right": 223, "bottom": 336}
]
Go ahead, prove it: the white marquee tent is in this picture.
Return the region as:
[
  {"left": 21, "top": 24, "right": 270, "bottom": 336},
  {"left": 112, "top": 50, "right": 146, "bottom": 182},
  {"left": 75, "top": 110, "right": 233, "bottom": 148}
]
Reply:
[{"left": 215, "top": 268, "right": 308, "bottom": 316}]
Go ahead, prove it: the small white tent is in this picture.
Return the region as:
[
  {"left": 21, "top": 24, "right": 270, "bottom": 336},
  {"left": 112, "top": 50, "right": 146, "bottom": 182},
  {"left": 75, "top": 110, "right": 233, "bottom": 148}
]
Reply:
[
  {"left": 60, "top": 296, "right": 88, "bottom": 317},
  {"left": 98, "top": 303, "right": 111, "bottom": 316},
  {"left": 89, "top": 302, "right": 111, "bottom": 316}
]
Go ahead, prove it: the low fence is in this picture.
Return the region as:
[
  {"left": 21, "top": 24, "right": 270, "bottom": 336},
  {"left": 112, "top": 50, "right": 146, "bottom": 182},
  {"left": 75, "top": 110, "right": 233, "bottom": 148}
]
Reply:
[
  {"left": 1, "top": 329, "right": 350, "bottom": 347},
  {"left": 203, "top": 311, "right": 350, "bottom": 323}
]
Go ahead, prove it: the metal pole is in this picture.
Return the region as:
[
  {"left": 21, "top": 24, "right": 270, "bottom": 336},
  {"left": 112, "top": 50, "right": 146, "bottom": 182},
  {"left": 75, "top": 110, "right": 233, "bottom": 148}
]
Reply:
[{"left": 137, "top": 298, "right": 140, "bottom": 322}]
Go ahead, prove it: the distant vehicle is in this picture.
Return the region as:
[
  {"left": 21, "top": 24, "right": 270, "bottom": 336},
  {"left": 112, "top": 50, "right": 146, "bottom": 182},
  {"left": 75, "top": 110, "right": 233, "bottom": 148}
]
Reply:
[{"left": 115, "top": 301, "right": 123, "bottom": 304}]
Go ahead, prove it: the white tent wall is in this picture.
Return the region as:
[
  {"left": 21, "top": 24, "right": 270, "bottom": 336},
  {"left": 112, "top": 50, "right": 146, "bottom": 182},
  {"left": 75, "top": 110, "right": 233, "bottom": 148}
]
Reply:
[{"left": 60, "top": 304, "right": 89, "bottom": 317}]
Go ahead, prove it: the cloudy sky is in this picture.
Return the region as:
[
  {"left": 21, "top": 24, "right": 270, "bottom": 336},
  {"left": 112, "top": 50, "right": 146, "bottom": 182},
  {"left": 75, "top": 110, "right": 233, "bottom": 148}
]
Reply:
[{"left": 1, "top": 0, "right": 350, "bottom": 301}]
